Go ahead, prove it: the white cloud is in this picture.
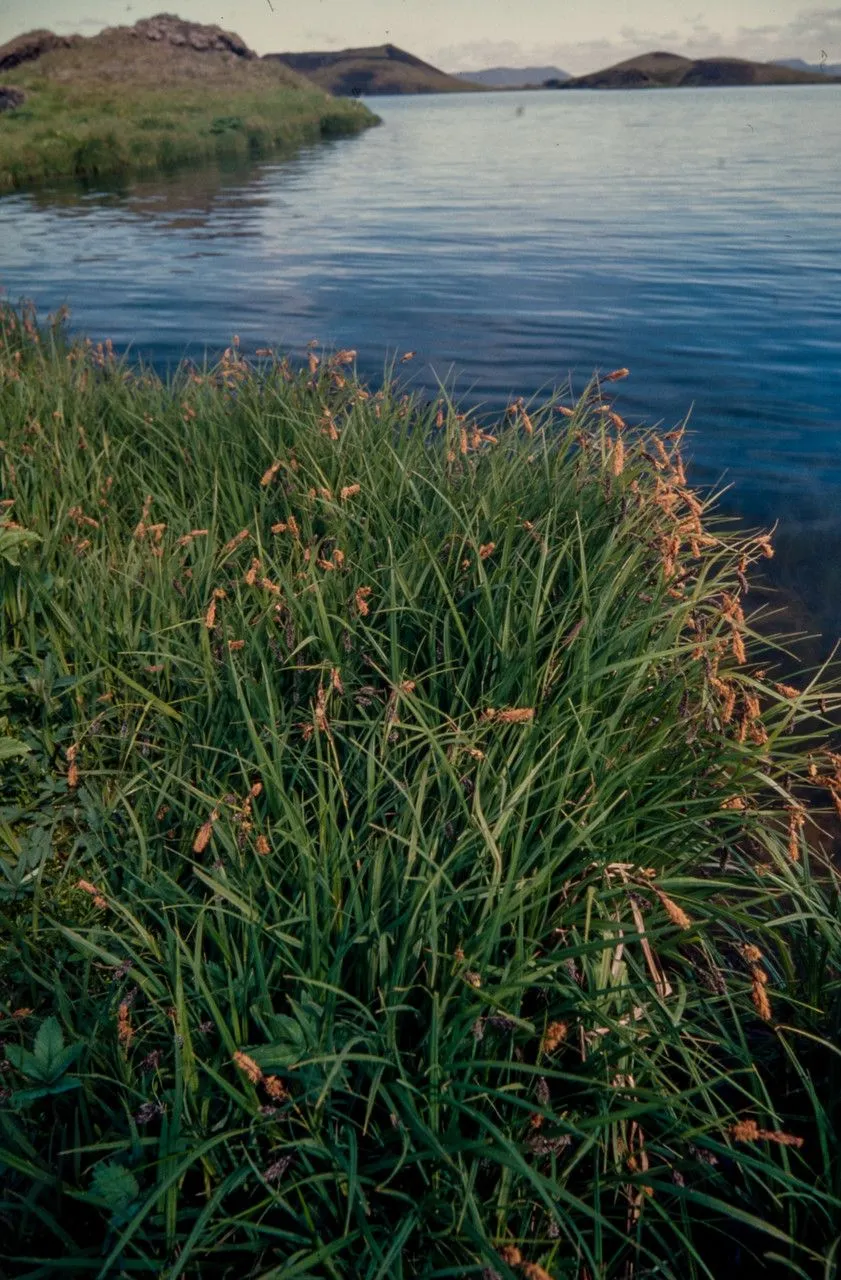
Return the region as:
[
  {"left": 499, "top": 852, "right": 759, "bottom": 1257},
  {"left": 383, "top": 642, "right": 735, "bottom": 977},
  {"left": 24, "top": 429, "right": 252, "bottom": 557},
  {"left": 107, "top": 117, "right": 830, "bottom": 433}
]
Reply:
[
  {"left": 434, "top": 5, "right": 841, "bottom": 76},
  {"left": 52, "top": 13, "right": 109, "bottom": 32}
]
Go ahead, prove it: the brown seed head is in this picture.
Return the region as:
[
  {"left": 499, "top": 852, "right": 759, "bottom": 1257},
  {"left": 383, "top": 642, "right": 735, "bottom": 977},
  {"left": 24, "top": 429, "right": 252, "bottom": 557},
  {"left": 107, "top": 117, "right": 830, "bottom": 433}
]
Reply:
[
  {"left": 787, "top": 807, "right": 806, "bottom": 862},
  {"left": 192, "top": 809, "right": 219, "bottom": 854},
  {"left": 222, "top": 529, "right": 250, "bottom": 556},
  {"left": 233, "top": 1051, "right": 263, "bottom": 1085},
  {"left": 355, "top": 586, "right": 373, "bottom": 617},
  {"left": 522, "top": 1264, "right": 555, "bottom": 1280},
  {"left": 752, "top": 977, "right": 773, "bottom": 1021},
  {"left": 731, "top": 628, "right": 747, "bottom": 665},
  {"left": 117, "top": 1002, "right": 134, "bottom": 1048},
  {"left": 655, "top": 890, "right": 693, "bottom": 931},
  {"left": 541, "top": 1021, "right": 569, "bottom": 1055},
  {"left": 495, "top": 707, "right": 535, "bottom": 725},
  {"left": 263, "top": 1074, "right": 288, "bottom": 1100}
]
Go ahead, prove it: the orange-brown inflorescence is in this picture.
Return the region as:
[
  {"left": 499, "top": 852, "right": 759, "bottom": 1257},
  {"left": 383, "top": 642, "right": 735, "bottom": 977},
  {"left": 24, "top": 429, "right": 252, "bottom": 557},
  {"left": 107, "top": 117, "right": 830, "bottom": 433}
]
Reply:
[
  {"left": 483, "top": 706, "right": 535, "bottom": 725},
  {"left": 541, "top": 1021, "right": 569, "bottom": 1055},
  {"left": 787, "top": 805, "right": 806, "bottom": 863},
  {"left": 66, "top": 743, "right": 79, "bottom": 790},
  {"left": 192, "top": 807, "right": 220, "bottom": 854},
  {"left": 76, "top": 878, "right": 107, "bottom": 910},
  {"left": 654, "top": 889, "right": 693, "bottom": 931},
  {"left": 117, "top": 1000, "right": 134, "bottom": 1048},
  {"left": 741, "top": 945, "right": 774, "bottom": 1022},
  {"left": 232, "top": 1050, "right": 263, "bottom": 1085},
  {"left": 730, "top": 1118, "right": 803, "bottom": 1148}
]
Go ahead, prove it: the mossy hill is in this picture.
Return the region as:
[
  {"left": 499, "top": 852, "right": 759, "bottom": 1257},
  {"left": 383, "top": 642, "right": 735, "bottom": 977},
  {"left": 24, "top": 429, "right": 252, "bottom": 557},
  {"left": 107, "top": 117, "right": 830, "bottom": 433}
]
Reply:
[{"left": 0, "top": 14, "right": 377, "bottom": 192}]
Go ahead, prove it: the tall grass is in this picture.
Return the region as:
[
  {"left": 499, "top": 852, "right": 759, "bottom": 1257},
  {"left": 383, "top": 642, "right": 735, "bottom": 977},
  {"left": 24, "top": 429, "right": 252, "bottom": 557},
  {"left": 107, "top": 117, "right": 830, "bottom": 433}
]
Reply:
[{"left": 2, "top": 305, "right": 841, "bottom": 1277}]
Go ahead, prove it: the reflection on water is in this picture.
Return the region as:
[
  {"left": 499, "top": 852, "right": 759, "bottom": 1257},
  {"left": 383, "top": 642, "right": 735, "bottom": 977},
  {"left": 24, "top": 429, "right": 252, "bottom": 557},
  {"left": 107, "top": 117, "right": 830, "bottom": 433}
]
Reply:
[{"left": 1, "top": 88, "right": 840, "bottom": 644}]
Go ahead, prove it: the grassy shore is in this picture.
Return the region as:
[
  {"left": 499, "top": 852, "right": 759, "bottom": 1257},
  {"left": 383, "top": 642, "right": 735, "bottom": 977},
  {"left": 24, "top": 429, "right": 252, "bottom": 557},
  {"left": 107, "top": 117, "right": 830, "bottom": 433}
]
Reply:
[
  {"left": 0, "top": 33, "right": 377, "bottom": 193},
  {"left": 2, "top": 305, "right": 841, "bottom": 1277}
]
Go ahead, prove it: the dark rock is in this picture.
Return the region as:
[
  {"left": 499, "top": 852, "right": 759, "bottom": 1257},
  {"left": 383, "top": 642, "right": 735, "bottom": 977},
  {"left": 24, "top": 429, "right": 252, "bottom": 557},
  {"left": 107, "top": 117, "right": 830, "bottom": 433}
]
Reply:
[
  {"left": 0, "top": 86, "right": 25, "bottom": 112},
  {"left": 0, "top": 29, "right": 77, "bottom": 73},
  {"left": 125, "top": 14, "right": 255, "bottom": 60}
]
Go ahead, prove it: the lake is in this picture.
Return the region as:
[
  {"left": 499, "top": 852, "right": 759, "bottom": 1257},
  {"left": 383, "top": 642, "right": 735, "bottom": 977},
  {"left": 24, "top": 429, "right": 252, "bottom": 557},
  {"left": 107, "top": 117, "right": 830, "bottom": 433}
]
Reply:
[{"left": 2, "top": 86, "right": 840, "bottom": 643}]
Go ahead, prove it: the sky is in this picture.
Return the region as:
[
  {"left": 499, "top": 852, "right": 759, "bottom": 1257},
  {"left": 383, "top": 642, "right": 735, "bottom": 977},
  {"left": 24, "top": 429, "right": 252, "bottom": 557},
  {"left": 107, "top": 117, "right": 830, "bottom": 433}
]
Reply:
[{"left": 0, "top": 0, "right": 839, "bottom": 74}]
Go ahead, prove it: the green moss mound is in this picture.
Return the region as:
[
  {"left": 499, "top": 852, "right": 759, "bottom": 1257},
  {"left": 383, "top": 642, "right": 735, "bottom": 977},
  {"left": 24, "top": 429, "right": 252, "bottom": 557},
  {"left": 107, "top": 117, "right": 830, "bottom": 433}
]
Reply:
[{"left": 0, "top": 16, "right": 377, "bottom": 192}]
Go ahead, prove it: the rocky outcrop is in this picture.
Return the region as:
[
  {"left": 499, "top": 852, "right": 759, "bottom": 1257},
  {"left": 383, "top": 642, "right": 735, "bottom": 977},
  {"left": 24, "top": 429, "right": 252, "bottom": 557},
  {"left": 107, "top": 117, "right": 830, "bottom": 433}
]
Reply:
[
  {"left": 0, "top": 30, "right": 77, "bottom": 73},
  {"left": 112, "top": 14, "right": 254, "bottom": 59},
  {"left": 0, "top": 86, "right": 26, "bottom": 111}
]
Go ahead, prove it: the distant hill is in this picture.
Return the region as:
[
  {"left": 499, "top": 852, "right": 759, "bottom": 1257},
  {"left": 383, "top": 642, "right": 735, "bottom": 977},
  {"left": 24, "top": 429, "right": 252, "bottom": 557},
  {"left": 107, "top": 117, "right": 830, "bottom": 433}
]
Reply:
[
  {"left": 452, "top": 65, "right": 570, "bottom": 88},
  {"left": 265, "top": 44, "right": 478, "bottom": 96},
  {"left": 774, "top": 56, "right": 841, "bottom": 77},
  {"left": 555, "top": 49, "right": 841, "bottom": 89}
]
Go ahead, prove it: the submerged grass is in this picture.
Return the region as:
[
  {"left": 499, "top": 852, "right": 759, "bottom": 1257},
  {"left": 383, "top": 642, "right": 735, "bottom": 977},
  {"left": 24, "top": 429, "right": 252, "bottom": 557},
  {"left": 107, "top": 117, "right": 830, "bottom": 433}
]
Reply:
[{"left": 2, "top": 306, "right": 841, "bottom": 1277}]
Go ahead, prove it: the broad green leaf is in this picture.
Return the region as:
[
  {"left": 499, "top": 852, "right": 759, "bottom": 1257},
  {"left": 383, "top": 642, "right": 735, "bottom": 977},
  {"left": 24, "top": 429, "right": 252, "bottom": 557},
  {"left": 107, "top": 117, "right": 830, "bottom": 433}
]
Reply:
[
  {"left": 0, "top": 527, "right": 40, "bottom": 566},
  {"left": 3, "top": 1045, "right": 47, "bottom": 1082},
  {"left": 33, "top": 1017, "right": 65, "bottom": 1071},
  {"left": 90, "top": 1162, "right": 141, "bottom": 1214},
  {"left": 11, "top": 1079, "right": 81, "bottom": 1109}
]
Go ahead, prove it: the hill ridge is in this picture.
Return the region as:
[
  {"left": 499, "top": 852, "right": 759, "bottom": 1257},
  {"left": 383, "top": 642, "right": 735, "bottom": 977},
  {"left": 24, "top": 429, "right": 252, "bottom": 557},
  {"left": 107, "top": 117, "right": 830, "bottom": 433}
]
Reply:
[
  {"left": 557, "top": 48, "right": 841, "bottom": 88},
  {"left": 265, "top": 43, "right": 478, "bottom": 95},
  {"left": 453, "top": 65, "right": 570, "bottom": 87}
]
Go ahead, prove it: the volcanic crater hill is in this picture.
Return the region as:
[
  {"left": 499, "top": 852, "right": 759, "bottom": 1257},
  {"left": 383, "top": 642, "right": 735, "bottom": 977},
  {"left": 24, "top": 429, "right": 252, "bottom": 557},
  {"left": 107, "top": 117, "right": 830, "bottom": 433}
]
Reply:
[
  {"left": 0, "top": 14, "right": 377, "bottom": 190},
  {"left": 0, "top": 14, "right": 313, "bottom": 89},
  {"left": 264, "top": 43, "right": 480, "bottom": 96},
  {"left": 555, "top": 49, "right": 841, "bottom": 88}
]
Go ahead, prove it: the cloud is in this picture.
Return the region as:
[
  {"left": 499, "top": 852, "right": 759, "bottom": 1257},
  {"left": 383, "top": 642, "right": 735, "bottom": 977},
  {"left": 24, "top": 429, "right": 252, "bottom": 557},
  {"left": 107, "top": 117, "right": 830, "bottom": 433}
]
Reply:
[
  {"left": 434, "top": 4, "right": 841, "bottom": 77},
  {"left": 432, "top": 38, "right": 539, "bottom": 71},
  {"left": 720, "top": 5, "right": 841, "bottom": 60},
  {"left": 52, "top": 14, "right": 109, "bottom": 33},
  {"left": 301, "top": 29, "right": 347, "bottom": 49}
]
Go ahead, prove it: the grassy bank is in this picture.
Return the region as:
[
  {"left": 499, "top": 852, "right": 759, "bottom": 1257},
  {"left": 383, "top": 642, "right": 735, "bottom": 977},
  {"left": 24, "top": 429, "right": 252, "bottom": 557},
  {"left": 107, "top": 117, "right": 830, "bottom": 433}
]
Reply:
[
  {"left": 2, "top": 306, "right": 841, "bottom": 1277},
  {"left": 0, "top": 30, "right": 377, "bottom": 192}
]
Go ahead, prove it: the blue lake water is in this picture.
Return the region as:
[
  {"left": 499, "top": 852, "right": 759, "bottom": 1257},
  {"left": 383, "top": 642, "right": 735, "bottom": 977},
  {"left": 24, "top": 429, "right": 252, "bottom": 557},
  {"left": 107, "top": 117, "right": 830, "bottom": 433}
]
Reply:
[{"left": 2, "top": 86, "right": 840, "bottom": 641}]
